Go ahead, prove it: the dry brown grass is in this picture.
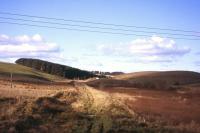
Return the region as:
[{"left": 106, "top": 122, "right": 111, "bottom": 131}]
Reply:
[
  {"left": 0, "top": 80, "right": 138, "bottom": 133},
  {"left": 102, "top": 87, "right": 200, "bottom": 133},
  {"left": 1, "top": 79, "right": 199, "bottom": 132}
]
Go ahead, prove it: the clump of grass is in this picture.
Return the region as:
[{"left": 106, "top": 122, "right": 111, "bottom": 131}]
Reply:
[
  {"left": 0, "top": 97, "right": 17, "bottom": 104},
  {"left": 32, "top": 97, "right": 67, "bottom": 115},
  {"left": 15, "top": 115, "right": 42, "bottom": 131}
]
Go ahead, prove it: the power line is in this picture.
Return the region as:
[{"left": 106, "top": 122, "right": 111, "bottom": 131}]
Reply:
[
  {"left": 0, "top": 21, "right": 150, "bottom": 36},
  {"left": 0, "top": 21, "right": 200, "bottom": 40},
  {"left": 0, "top": 11, "right": 199, "bottom": 34},
  {"left": 0, "top": 16, "right": 199, "bottom": 38}
]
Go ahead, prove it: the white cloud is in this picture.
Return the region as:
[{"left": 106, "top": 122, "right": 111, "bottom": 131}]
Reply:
[
  {"left": 130, "top": 36, "right": 190, "bottom": 56},
  {"left": 15, "top": 35, "right": 31, "bottom": 42},
  {"left": 32, "top": 34, "right": 43, "bottom": 42},
  {"left": 0, "top": 34, "right": 9, "bottom": 40},
  {"left": 0, "top": 34, "right": 60, "bottom": 59},
  {"left": 97, "top": 36, "right": 190, "bottom": 63},
  {"left": 0, "top": 34, "right": 86, "bottom": 69}
]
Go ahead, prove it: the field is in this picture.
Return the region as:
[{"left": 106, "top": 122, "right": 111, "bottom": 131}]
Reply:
[
  {"left": 102, "top": 87, "right": 200, "bottom": 132},
  {"left": 0, "top": 80, "right": 139, "bottom": 133},
  {"left": 1, "top": 81, "right": 200, "bottom": 132},
  {"left": 0, "top": 63, "right": 200, "bottom": 133}
]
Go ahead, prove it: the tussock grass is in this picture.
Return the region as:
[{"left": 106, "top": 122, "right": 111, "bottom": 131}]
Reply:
[{"left": 0, "top": 81, "right": 198, "bottom": 132}]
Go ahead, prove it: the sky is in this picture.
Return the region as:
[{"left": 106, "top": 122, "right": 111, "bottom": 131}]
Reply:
[{"left": 0, "top": 0, "right": 200, "bottom": 72}]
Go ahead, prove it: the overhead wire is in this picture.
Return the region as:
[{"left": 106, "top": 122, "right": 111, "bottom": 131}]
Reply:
[
  {"left": 0, "top": 11, "right": 199, "bottom": 34},
  {"left": 0, "top": 11, "right": 199, "bottom": 40},
  {"left": 0, "top": 16, "right": 199, "bottom": 38},
  {"left": 0, "top": 21, "right": 200, "bottom": 40}
]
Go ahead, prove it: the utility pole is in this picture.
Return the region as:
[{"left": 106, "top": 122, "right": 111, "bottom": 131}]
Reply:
[{"left": 10, "top": 72, "right": 13, "bottom": 88}]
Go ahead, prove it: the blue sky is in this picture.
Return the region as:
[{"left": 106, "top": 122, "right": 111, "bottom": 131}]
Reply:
[{"left": 0, "top": 0, "right": 200, "bottom": 72}]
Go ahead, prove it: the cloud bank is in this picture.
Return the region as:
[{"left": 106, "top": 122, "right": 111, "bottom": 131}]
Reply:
[
  {"left": 0, "top": 34, "right": 61, "bottom": 59},
  {"left": 98, "top": 36, "right": 190, "bottom": 63}
]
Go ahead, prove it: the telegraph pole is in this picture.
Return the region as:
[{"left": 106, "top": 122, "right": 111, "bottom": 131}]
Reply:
[{"left": 10, "top": 72, "right": 13, "bottom": 88}]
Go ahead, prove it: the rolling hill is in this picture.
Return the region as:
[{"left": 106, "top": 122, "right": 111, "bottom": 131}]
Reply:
[
  {"left": 87, "top": 71, "right": 200, "bottom": 90},
  {"left": 0, "top": 61, "right": 61, "bottom": 83}
]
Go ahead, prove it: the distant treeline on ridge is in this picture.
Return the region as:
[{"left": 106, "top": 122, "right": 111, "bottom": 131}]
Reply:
[{"left": 15, "top": 58, "right": 96, "bottom": 79}]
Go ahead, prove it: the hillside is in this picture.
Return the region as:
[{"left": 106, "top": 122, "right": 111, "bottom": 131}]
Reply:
[
  {"left": 0, "top": 62, "right": 61, "bottom": 83},
  {"left": 16, "top": 58, "right": 96, "bottom": 79},
  {"left": 87, "top": 71, "right": 200, "bottom": 90},
  {"left": 115, "top": 71, "right": 157, "bottom": 79}
]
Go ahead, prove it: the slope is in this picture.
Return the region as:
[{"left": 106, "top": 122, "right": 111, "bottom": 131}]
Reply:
[
  {"left": 87, "top": 71, "right": 200, "bottom": 90},
  {"left": 0, "top": 61, "right": 61, "bottom": 82}
]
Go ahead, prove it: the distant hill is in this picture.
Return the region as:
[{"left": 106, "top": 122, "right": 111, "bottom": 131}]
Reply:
[
  {"left": 16, "top": 58, "right": 96, "bottom": 79},
  {"left": 87, "top": 71, "right": 200, "bottom": 90},
  {"left": 0, "top": 61, "right": 61, "bottom": 83},
  {"left": 115, "top": 71, "right": 157, "bottom": 79}
]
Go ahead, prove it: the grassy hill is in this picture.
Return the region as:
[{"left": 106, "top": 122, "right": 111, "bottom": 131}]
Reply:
[
  {"left": 87, "top": 71, "right": 200, "bottom": 90},
  {"left": 0, "top": 62, "right": 61, "bottom": 82},
  {"left": 115, "top": 71, "right": 157, "bottom": 79}
]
